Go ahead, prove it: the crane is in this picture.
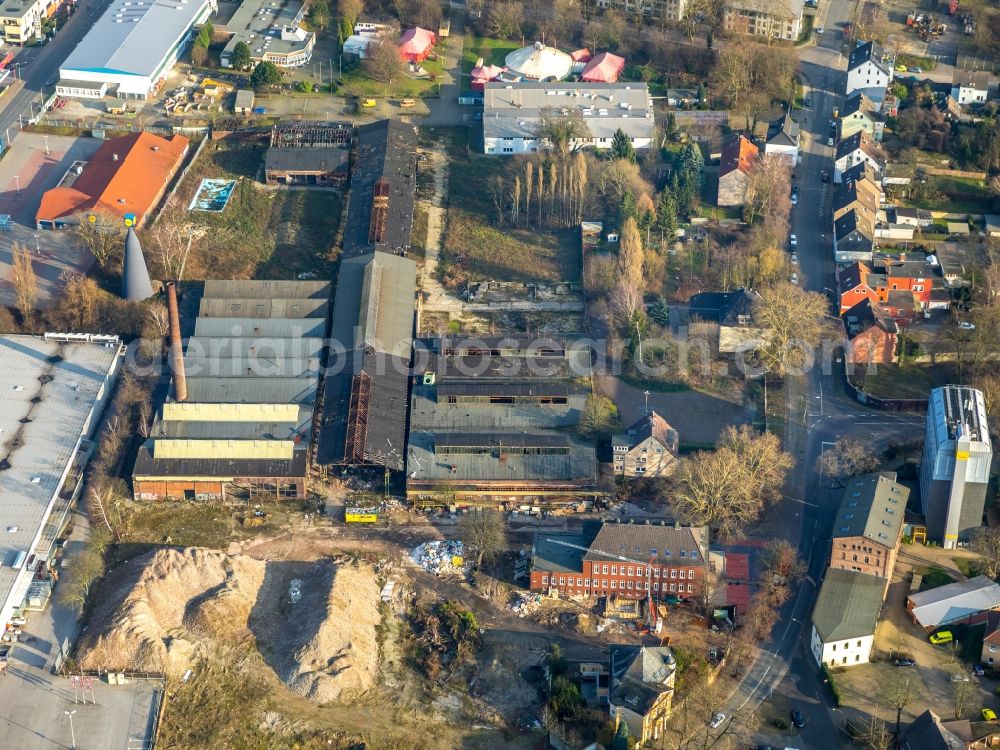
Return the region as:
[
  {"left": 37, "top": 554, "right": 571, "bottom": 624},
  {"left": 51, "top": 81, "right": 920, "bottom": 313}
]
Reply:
[{"left": 545, "top": 537, "right": 662, "bottom": 631}]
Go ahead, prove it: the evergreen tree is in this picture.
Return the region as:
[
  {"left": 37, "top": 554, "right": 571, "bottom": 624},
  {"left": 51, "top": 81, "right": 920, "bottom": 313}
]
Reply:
[
  {"left": 196, "top": 22, "right": 213, "bottom": 49},
  {"left": 613, "top": 719, "right": 632, "bottom": 750},
  {"left": 618, "top": 191, "right": 637, "bottom": 225},
  {"left": 610, "top": 128, "right": 637, "bottom": 163},
  {"left": 649, "top": 296, "right": 671, "bottom": 326},
  {"left": 250, "top": 60, "right": 282, "bottom": 87},
  {"left": 697, "top": 82, "right": 707, "bottom": 107},
  {"left": 230, "top": 41, "right": 252, "bottom": 70},
  {"left": 656, "top": 189, "right": 678, "bottom": 240},
  {"left": 665, "top": 111, "right": 677, "bottom": 136}
]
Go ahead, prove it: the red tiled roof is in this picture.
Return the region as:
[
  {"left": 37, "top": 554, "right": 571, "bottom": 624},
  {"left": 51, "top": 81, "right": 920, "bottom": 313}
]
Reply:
[
  {"left": 725, "top": 552, "right": 750, "bottom": 582},
  {"left": 727, "top": 582, "right": 751, "bottom": 614},
  {"left": 36, "top": 131, "right": 188, "bottom": 226}
]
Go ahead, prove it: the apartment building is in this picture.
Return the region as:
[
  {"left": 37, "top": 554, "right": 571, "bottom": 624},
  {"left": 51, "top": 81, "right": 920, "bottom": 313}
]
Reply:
[
  {"left": 723, "top": 0, "right": 804, "bottom": 42},
  {"left": 0, "top": 0, "right": 56, "bottom": 45}
]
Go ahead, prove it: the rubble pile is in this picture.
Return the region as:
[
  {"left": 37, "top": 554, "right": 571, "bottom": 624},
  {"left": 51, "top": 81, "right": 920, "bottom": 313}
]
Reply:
[
  {"left": 410, "top": 540, "right": 466, "bottom": 575},
  {"left": 510, "top": 593, "right": 542, "bottom": 617}
]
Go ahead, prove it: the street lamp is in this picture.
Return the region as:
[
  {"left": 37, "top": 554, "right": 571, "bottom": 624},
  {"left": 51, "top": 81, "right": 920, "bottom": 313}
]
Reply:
[
  {"left": 64, "top": 710, "right": 77, "bottom": 749},
  {"left": 33, "top": 233, "right": 39, "bottom": 253},
  {"left": 42, "top": 135, "right": 48, "bottom": 155},
  {"left": 14, "top": 174, "right": 20, "bottom": 195}
]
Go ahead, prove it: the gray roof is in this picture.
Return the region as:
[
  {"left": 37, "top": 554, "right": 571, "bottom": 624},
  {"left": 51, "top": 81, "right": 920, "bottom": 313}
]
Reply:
[
  {"left": 193, "top": 317, "right": 326, "bottom": 339},
  {"left": 180, "top": 376, "right": 317, "bottom": 404},
  {"left": 767, "top": 113, "right": 799, "bottom": 147},
  {"left": 184, "top": 336, "right": 324, "bottom": 361},
  {"left": 908, "top": 575, "right": 1000, "bottom": 629},
  {"left": 182, "top": 355, "right": 321, "bottom": 379},
  {"left": 221, "top": 0, "right": 314, "bottom": 64},
  {"left": 406, "top": 429, "right": 597, "bottom": 486},
  {"left": 198, "top": 297, "right": 329, "bottom": 319},
  {"left": 811, "top": 568, "right": 884, "bottom": 642},
  {"left": 235, "top": 89, "right": 255, "bottom": 108},
  {"left": 409, "top": 383, "right": 586, "bottom": 431},
  {"left": 132, "top": 442, "right": 308, "bottom": 480},
  {"left": 342, "top": 120, "right": 418, "bottom": 257},
  {"left": 201, "top": 279, "right": 331, "bottom": 300},
  {"left": 482, "top": 81, "right": 655, "bottom": 142},
  {"left": 833, "top": 473, "right": 908, "bottom": 545},
  {"left": 584, "top": 523, "right": 707, "bottom": 564},
  {"left": 61, "top": 0, "right": 213, "bottom": 83},
  {"left": 151, "top": 405, "right": 312, "bottom": 440},
  {"left": 952, "top": 69, "right": 989, "bottom": 91},
  {"left": 264, "top": 146, "right": 349, "bottom": 175},
  {"left": 121, "top": 227, "right": 154, "bottom": 301},
  {"left": 531, "top": 530, "right": 596, "bottom": 573},
  {"left": 848, "top": 41, "right": 890, "bottom": 76},
  {"left": 901, "top": 710, "right": 967, "bottom": 750},
  {"left": 0, "top": 335, "right": 121, "bottom": 624},
  {"left": 609, "top": 644, "right": 675, "bottom": 716},
  {"left": 329, "top": 250, "right": 416, "bottom": 358}
]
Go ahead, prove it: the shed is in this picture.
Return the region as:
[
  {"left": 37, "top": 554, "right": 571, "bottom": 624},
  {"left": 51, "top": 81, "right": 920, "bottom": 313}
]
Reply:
[
  {"left": 234, "top": 89, "right": 255, "bottom": 114},
  {"left": 907, "top": 575, "right": 1000, "bottom": 630},
  {"left": 398, "top": 27, "right": 435, "bottom": 63},
  {"left": 985, "top": 214, "right": 1000, "bottom": 237},
  {"left": 946, "top": 221, "right": 970, "bottom": 236}
]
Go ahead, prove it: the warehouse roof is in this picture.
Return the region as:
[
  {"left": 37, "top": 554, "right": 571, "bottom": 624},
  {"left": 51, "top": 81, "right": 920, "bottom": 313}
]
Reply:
[
  {"left": 0, "top": 335, "right": 120, "bottom": 624},
  {"left": 36, "top": 132, "right": 188, "bottom": 227},
  {"left": 434, "top": 432, "right": 571, "bottom": 449},
  {"left": 908, "top": 576, "right": 1000, "bottom": 629},
  {"left": 61, "top": 0, "right": 213, "bottom": 81},
  {"left": 833, "top": 473, "right": 908, "bottom": 546},
  {"left": 184, "top": 336, "right": 324, "bottom": 361},
  {"left": 201, "top": 279, "right": 331, "bottom": 300},
  {"left": 264, "top": 146, "right": 350, "bottom": 174},
  {"left": 198, "top": 297, "right": 329, "bottom": 319},
  {"left": 193, "top": 317, "right": 327, "bottom": 339},
  {"left": 342, "top": 120, "right": 418, "bottom": 257},
  {"left": 183, "top": 355, "right": 322, "bottom": 379},
  {"left": 180, "top": 377, "right": 317, "bottom": 404},
  {"left": 812, "top": 568, "right": 883, "bottom": 642},
  {"left": 132, "top": 443, "right": 308, "bottom": 480},
  {"left": 409, "top": 383, "right": 586, "bottom": 432},
  {"left": 436, "top": 381, "right": 572, "bottom": 398},
  {"left": 330, "top": 250, "right": 416, "bottom": 358},
  {"left": 483, "top": 81, "right": 654, "bottom": 142}
]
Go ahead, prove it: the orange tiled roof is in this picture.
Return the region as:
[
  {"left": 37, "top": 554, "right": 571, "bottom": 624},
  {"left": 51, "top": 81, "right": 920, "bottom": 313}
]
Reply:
[{"left": 36, "top": 131, "right": 189, "bottom": 226}]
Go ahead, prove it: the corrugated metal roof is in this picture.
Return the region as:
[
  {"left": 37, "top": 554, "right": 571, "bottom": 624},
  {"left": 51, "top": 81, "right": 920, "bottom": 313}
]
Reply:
[
  {"left": 180, "top": 377, "right": 317, "bottom": 404},
  {"left": 193, "top": 317, "right": 326, "bottom": 339},
  {"left": 436, "top": 381, "right": 571, "bottom": 398},
  {"left": 133, "top": 442, "right": 308, "bottom": 480},
  {"left": 330, "top": 250, "right": 416, "bottom": 357},
  {"left": 183, "top": 356, "right": 322, "bottom": 379},
  {"left": 908, "top": 575, "right": 1000, "bottom": 629},
  {"left": 0, "top": 335, "right": 120, "bottom": 624},
  {"left": 409, "top": 386, "right": 586, "bottom": 431},
  {"left": 434, "top": 432, "right": 570, "bottom": 449},
  {"left": 202, "top": 279, "right": 331, "bottom": 300},
  {"left": 61, "top": 0, "right": 213, "bottom": 81},
  {"left": 185, "top": 336, "right": 324, "bottom": 361},
  {"left": 198, "top": 297, "right": 329, "bottom": 319}
]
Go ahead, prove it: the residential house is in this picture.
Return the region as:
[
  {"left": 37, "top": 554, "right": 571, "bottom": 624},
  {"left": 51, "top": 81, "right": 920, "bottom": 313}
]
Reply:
[
  {"left": 530, "top": 522, "right": 709, "bottom": 602},
  {"left": 846, "top": 41, "right": 893, "bottom": 101},
  {"left": 838, "top": 258, "right": 937, "bottom": 315},
  {"left": 842, "top": 298, "right": 898, "bottom": 366},
  {"left": 900, "top": 710, "right": 968, "bottom": 750},
  {"left": 881, "top": 257, "right": 935, "bottom": 309},
  {"left": 984, "top": 215, "right": 1000, "bottom": 237},
  {"left": 907, "top": 576, "right": 1000, "bottom": 631},
  {"left": 833, "top": 177, "right": 880, "bottom": 236},
  {"left": 666, "top": 88, "right": 699, "bottom": 107},
  {"left": 608, "top": 645, "right": 676, "bottom": 745},
  {"left": 810, "top": 568, "right": 884, "bottom": 668},
  {"left": 829, "top": 473, "right": 908, "bottom": 593},
  {"left": 717, "top": 135, "right": 759, "bottom": 207},
  {"left": 686, "top": 287, "right": 764, "bottom": 352},
  {"left": 834, "top": 210, "right": 875, "bottom": 264},
  {"left": 764, "top": 111, "right": 800, "bottom": 166},
  {"left": 839, "top": 92, "right": 886, "bottom": 141},
  {"left": 723, "top": 0, "right": 804, "bottom": 42},
  {"left": 838, "top": 262, "right": 879, "bottom": 313},
  {"left": 951, "top": 69, "right": 990, "bottom": 107},
  {"left": 834, "top": 131, "right": 887, "bottom": 184},
  {"left": 597, "top": 0, "right": 687, "bottom": 23},
  {"left": 612, "top": 411, "right": 680, "bottom": 478},
  {"left": 979, "top": 612, "right": 1000, "bottom": 667},
  {"left": 893, "top": 207, "right": 933, "bottom": 229},
  {"left": 940, "top": 718, "right": 1000, "bottom": 749}
]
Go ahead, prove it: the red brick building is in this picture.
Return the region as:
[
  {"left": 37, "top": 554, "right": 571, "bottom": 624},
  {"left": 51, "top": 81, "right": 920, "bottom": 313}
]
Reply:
[
  {"left": 838, "top": 259, "right": 935, "bottom": 316},
  {"left": 843, "top": 298, "right": 898, "bottom": 365},
  {"left": 529, "top": 522, "right": 709, "bottom": 601}
]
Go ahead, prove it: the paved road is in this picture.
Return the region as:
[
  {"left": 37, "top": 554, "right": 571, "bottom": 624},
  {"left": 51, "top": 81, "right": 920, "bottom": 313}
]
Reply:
[{"left": 0, "top": 0, "right": 113, "bottom": 142}]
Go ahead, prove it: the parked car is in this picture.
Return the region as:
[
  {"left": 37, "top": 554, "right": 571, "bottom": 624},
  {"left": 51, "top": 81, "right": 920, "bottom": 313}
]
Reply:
[
  {"left": 361, "top": 98, "right": 377, "bottom": 108},
  {"left": 789, "top": 234, "right": 798, "bottom": 249},
  {"left": 399, "top": 98, "right": 415, "bottom": 108},
  {"left": 930, "top": 630, "right": 954, "bottom": 644},
  {"left": 983, "top": 708, "right": 997, "bottom": 721},
  {"left": 791, "top": 186, "right": 799, "bottom": 205},
  {"left": 896, "top": 64, "right": 908, "bottom": 72},
  {"left": 804, "top": 96, "right": 812, "bottom": 107},
  {"left": 44, "top": 77, "right": 56, "bottom": 86},
  {"left": 815, "top": 26, "right": 824, "bottom": 33},
  {"left": 791, "top": 253, "right": 799, "bottom": 265},
  {"left": 952, "top": 674, "right": 971, "bottom": 682},
  {"left": 895, "top": 658, "right": 916, "bottom": 667},
  {"left": 959, "top": 321, "right": 976, "bottom": 330},
  {"left": 974, "top": 664, "right": 986, "bottom": 677},
  {"left": 908, "top": 66, "right": 922, "bottom": 73},
  {"left": 821, "top": 171, "right": 829, "bottom": 183},
  {"left": 791, "top": 709, "right": 807, "bottom": 728},
  {"left": 790, "top": 273, "right": 799, "bottom": 285},
  {"left": 709, "top": 712, "right": 725, "bottom": 729}
]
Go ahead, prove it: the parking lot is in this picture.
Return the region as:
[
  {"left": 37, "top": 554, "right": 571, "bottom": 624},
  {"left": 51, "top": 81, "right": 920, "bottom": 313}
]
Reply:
[{"left": 0, "top": 132, "right": 102, "bottom": 308}]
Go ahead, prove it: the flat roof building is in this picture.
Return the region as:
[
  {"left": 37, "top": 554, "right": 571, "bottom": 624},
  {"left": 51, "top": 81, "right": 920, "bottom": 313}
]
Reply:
[
  {"left": 483, "top": 82, "right": 655, "bottom": 156},
  {"left": 907, "top": 575, "right": 1000, "bottom": 631},
  {"left": 36, "top": 132, "right": 189, "bottom": 230},
  {"left": 0, "top": 334, "right": 123, "bottom": 632},
  {"left": 406, "top": 336, "right": 599, "bottom": 505},
  {"left": 58, "top": 0, "right": 216, "bottom": 99},
  {"left": 220, "top": 0, "right": 315, "bottom": 69},
  {"left": 132, "top": 280, "right": 330, "bottom": 502},
  {"left": 920, "top": 385, "right": 992, "bottom": 549},
  {"left": 342, "top": 119, "right": 418, "bottom": 258}
]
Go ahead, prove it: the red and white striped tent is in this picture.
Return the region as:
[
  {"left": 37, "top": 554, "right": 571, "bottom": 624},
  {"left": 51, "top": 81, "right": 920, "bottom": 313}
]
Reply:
[
  {"left": 580, "top": 52, "right": 626, "bottom": 83},
  {"left": 398, "top": 27, "right": 436, "bottom": 63},
  {"left": 470, "top": 64, "right": 504, "bottom": 91}
]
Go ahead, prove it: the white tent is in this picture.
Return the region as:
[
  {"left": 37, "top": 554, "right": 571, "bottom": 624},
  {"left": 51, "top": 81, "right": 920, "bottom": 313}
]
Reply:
[{"left": 504, "top": 42, "right": 572, "bottom": 81}]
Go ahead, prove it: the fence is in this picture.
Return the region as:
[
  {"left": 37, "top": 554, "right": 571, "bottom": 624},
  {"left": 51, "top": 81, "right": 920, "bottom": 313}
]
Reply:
[
  {"left": 956, "top": 53, "right": 1000, "bottom": 74},
  {"left": 841, "top": 367, "right": 928, "bottom": 412},
  {"left": 148, "top": 134, "right": 209, "bottom": 226}
]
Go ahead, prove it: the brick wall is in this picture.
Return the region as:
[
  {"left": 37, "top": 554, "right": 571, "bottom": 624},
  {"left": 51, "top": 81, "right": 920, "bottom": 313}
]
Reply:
[{"left": 530, "top": 560, "right": 704, "bottom": 601}]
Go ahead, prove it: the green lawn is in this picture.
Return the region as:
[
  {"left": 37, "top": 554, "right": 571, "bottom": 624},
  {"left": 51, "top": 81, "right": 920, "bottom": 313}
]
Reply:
[
  {"left": 339, "top": 56, "right": 447, "bottom": 98},
  {"left": 850, "top": 364, "right": 958, "bottom": 400},
  {"left": 917, "top": 566, "right": 957, "bottom": 591},
  {"left": 910, "top": 175, "right": 994, "bottom": 214},
  {"left": 896, "top": 52, "right": 937, "bottom": 71},
  {"left": 438, "top": 129, "right": 583, "bottom": 287},
  {"left": 461, "top": 36, "right": 520, "bottom": 76}
]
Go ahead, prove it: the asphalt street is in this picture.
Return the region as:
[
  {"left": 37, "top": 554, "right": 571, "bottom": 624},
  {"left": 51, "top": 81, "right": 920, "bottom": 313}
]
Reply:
[{"left": 0, "top": 0, "right": 112, "bottom": 144}]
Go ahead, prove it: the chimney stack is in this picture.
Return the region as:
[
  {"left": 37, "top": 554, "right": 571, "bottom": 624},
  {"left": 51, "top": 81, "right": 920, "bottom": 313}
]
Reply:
[{"left": 166, "top": 281, "right": 187, "bottom": 402}]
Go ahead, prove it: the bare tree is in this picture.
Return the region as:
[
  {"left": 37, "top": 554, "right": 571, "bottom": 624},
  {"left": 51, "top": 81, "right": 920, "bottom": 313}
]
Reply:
[
  {"left": 665, "top": 425, "right": 792, "bottom": 540},
  {"left": 11, "top": 243, "right": 37, "bottom": 321},
  {"left": 752, "top": 284, "right": 833, "bottom": 376},
  {"left": 856, "top": 713, "right": 893, "bottom": 750},
  {"left": 609, "top": 280, "right": 644, "bottom": 329},
  {"left": 817, "top": 437, "right": 882, "bottom": 487},
  {"left": 147, "top": 209, "right": 190, "bottom": 279},
  {"left": 73, "top": 213, "right": 126, "bottom": 269},
  {"left": 484, "top": 0, "right": 523, "bottom": 38},
  {"left": 538, "top": 108, "right": 588, "bottom": 156},
  {"left": 458, "top": 509, "right": 508, "bottom": 569},
  {"left": 885, "top": 671, "right": 922, "bottom": 736},
  {"left": 953, "top": 678, "right": 975, "bottom": 719},
  {"left": 971, "top": 527, "right": 1000, "bottom": 579},
  {"left": 760, "top": 539, "right": 806, "bottom": 587},
  {"left": 364, "top": 36, "right": 404, "bottom": 83},
  {"left": 617, "top": 216, "right": 644, "bottom": 291}
]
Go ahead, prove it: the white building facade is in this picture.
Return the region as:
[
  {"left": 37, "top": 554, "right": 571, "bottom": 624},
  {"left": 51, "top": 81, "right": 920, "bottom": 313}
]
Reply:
[{"left": 810, "top": 626, "right": 875, "bottom": 668}]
